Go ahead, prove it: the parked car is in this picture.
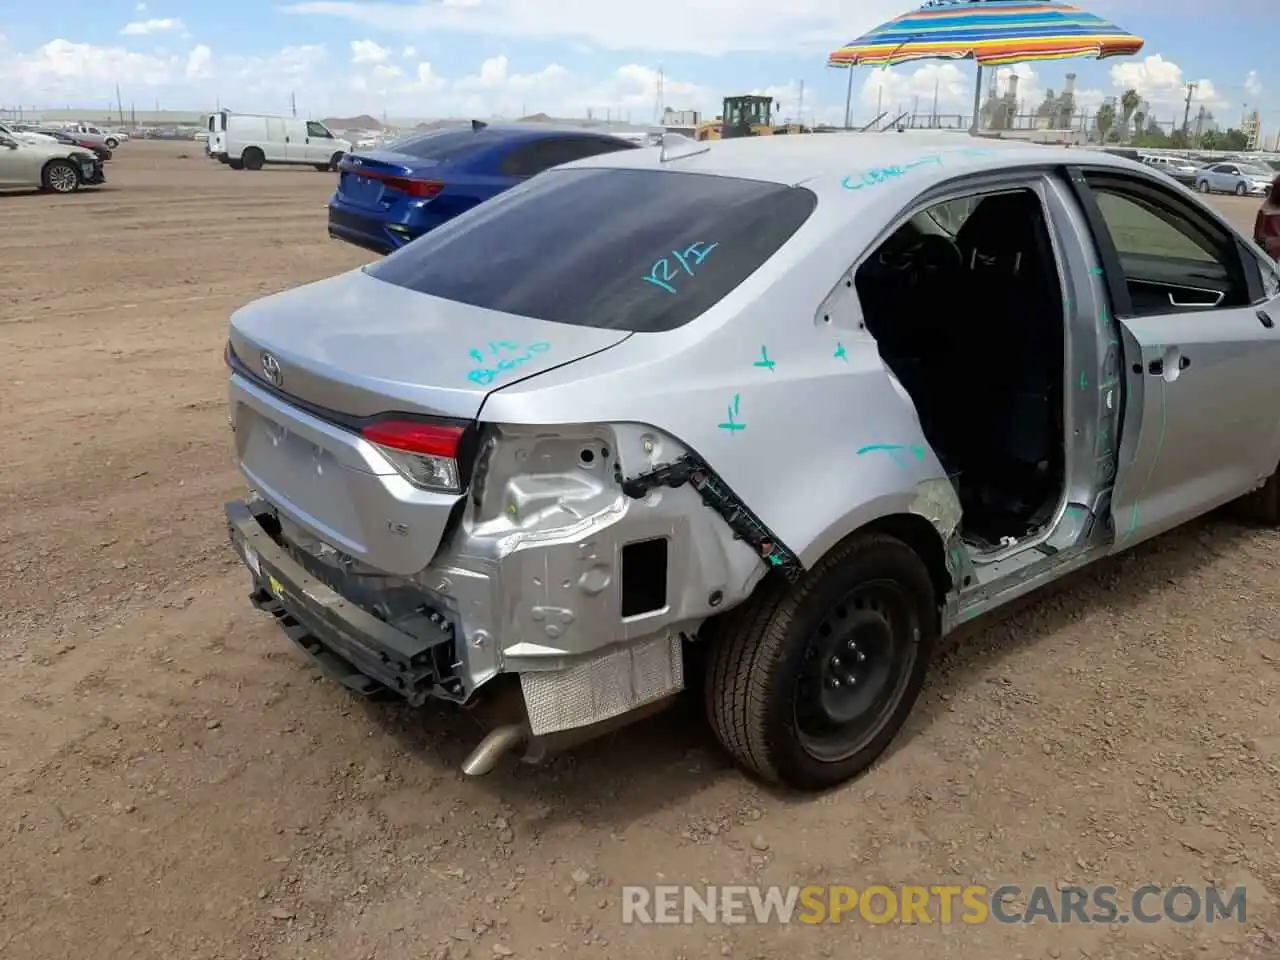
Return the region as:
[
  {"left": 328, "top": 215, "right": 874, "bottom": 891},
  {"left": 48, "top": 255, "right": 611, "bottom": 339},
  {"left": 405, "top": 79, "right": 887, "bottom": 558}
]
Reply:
[
  {"left": 0, "top": 120, "right": 58, "bottom": 146},
  {"left": 0, "top": 131, "right": 105, "bottom": 192},
  {"left": 61, "top": 123, "right": 123, "bottom": 150},
  {"left": 223, "top": 133, "right": 1280, "bottom": 791},
  {"left": 36, "top": 129, "right": 112, "bottom": 162},
  {"left": 327, "top": 120, "right": 641, "bottom": 255},
  {"left": 1140, "top": 153, "right": 1199, "bottom": 186},
  {"left": 1195, "top": 161, "right": 1275, "bottom": 196}
]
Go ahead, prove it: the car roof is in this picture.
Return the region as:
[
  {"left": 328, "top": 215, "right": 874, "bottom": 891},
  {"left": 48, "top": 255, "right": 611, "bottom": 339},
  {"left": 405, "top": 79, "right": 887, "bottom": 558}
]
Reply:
[
  {"left": 406, "top": 122, "right": 635, "bottom": 144},
  {"left": 564, "top": 130, "right": 1145, "bottom": 199}
]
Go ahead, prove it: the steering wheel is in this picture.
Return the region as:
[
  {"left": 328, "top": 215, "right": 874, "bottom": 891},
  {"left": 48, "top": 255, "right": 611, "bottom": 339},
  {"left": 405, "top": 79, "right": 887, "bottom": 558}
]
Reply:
[{"left": 914, "top": 234, "right": 963, "bottom": 276}]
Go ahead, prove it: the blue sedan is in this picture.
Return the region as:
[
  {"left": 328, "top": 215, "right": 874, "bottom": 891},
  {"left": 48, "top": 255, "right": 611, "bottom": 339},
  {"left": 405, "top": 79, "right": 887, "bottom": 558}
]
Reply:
[{"left": 327, "top": 120, "right": 641, "bottom": 255}]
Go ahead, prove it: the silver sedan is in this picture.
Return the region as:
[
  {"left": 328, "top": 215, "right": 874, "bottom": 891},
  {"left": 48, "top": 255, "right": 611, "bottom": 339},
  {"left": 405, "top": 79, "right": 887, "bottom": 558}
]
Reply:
[{"left": 1195, "top": 161, "right": 1274, "bottom": 196}]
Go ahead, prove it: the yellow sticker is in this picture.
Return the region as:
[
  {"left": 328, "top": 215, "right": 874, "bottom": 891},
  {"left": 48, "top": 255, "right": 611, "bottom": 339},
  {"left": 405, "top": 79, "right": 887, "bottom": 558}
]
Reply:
[{"left": 268, "top": 575, "right": 284, "bottom": 597}]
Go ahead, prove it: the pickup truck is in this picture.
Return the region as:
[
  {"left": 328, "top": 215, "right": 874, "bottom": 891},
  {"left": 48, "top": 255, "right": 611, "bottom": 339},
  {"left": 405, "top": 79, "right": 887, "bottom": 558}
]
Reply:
[{"left": 61, "top": 124, "right": 124, "bottom": 151}]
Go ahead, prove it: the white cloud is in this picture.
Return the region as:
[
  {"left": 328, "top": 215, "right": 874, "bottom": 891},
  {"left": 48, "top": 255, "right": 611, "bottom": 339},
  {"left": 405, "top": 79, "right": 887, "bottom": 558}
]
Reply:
[
  {"left": 120, "top": 18, "right": 184, "bottom": 36},
  {"left": 1245, "top": 70, "right": 1262, "bottom": 100},
  {"left": 1109, "top": 54, "right": 1222, "bottom": 113},
  {"left": 349, "top": 39, "right": 390, "bottom": 64},
  {"left": 185, "top": 44, "right": 213, "bottom": 81},
  {"left": 401, "top": 46, "right": 416, "bottom": 59},
  {"left": 135, "top": 1, "right": 147, "bottom": 9},
  {"left": 283, "top": 0, "right": 914, "bottom": 56}
]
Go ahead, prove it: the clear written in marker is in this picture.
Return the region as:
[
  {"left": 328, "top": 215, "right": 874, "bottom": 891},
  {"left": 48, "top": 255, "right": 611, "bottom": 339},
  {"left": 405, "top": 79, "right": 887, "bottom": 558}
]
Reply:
[
  {"left": 644, "top": 241, "right": 718, "bottom": 294},
  {"left": 841, "top": 147, "right": 991, "bottom": 191}
]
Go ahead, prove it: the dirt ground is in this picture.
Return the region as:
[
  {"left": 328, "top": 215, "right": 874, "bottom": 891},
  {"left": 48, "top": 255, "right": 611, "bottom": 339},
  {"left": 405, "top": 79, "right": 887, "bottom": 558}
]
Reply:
[{"left": 1, "top": 140, "right": 1277, "bottom": 960}]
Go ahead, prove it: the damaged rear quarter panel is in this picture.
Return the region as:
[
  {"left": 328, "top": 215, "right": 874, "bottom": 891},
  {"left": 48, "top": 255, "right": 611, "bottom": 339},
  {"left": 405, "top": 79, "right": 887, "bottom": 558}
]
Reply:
[
  {"left": 475, "top": 192, "right": 959, "bottom": 573},
  {"left": 431, "top": 422, "right": 767, "bottom": 671}
]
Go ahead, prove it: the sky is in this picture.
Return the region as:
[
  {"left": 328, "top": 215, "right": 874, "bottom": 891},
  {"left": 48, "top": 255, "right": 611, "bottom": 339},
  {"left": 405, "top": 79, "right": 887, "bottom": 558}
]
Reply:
[{"left": 0, "top": 0, "right": 1273, "bottom": 133}]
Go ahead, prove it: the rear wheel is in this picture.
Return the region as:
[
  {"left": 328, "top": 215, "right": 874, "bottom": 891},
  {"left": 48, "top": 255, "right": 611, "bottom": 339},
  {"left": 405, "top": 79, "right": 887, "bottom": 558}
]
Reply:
[
  {"left": 1197, "top": 180, "right": 1209, "bottom": 193},
  {"left": 328, "top": 151, "right": 344, "bottom": 171},
  {"left": 1238, "top": 471, "right": 1280, "bottom": 526},
  {"left": 105, "top": 137, "right": 119, "bottom": 149},
  {"left": 1235, "top": 182, "right": 1247, "bottom": 196},
  {"left": 314, "top": 164, "right": 330, "bottom": 172},
  {"left": 704, "top": 532, "right": 936, "bottom": 791},
  {"left": 41, "top": 160, "right": 80, "bottom": 194},
  {"left": 241, "top": 147, "right": 264, "bottom": 171}
]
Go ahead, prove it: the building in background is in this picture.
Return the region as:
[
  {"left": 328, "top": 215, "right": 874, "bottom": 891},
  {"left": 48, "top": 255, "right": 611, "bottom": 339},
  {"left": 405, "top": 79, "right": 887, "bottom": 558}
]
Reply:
[
  {"left": 662, "top": 107, "right": 700, "bottom": 126},
  {"left": 1242, "top": 109, "right": 1261, "bottom": 150}
]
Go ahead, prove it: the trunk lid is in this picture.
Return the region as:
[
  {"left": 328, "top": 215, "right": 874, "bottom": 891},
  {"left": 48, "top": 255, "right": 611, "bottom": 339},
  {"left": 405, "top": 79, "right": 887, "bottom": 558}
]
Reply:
[
  {"left": 228, "top": 267, "right": 631, "bottom": 420},
  {"left": 227, "top": 268, "right": 630, "bottom": 575},
  {"left": 337, "top": 150, "right": 437, "bottom": 208}
]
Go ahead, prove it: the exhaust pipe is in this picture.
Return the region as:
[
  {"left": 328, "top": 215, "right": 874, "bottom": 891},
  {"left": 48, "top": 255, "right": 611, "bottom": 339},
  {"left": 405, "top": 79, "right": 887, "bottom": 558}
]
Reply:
[{"left": 461, "top": 723, "right": 526, "bottom": 777}]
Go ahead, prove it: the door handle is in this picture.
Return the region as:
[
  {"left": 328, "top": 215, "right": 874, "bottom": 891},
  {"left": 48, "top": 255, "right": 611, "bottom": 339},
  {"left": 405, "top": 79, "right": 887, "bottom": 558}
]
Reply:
[
  {"left": 1148, "top": 358, "right": 1163, "bottom": 375},
  {"left": 1259, "top": 309, "right": 1275, "bottom": 329}
]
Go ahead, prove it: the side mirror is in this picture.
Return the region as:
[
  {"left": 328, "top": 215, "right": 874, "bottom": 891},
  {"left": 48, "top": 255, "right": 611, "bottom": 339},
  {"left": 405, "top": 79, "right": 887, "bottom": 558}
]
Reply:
[{"left": 1, "top": 139, "right": 17, "bottom": 149}]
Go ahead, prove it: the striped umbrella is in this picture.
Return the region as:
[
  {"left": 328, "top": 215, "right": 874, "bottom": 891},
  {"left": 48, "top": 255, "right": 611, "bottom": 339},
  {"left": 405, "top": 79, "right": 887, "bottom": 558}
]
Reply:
[{"left": 826, "top": 0, "right": 1143, "bottom": 131}]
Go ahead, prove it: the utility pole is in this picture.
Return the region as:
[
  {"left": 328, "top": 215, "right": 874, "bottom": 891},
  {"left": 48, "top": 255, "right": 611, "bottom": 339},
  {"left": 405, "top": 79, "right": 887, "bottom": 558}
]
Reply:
[
  {"left": 115, "top": 84, "right": 124, "bottom": 125},
  {"left": 1193, "top": 104, "right": 1206, "bottom": 145},
  {"left": 932, "top": 78, "right": 939, "bottom": 128},
  {"left": 797, "top": 80, "right": 804, "bottom": 129},
  {"left": 290, "top": 92, "right": 297, "bottom": 118},
  {"left": 1181, "top": 81, "right": 1196, "bottom": 136}
]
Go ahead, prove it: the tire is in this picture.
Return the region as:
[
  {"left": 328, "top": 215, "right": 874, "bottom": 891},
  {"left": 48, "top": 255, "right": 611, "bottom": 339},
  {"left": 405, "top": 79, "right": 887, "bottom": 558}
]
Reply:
[
  {"left": 41, "top": 160, "right": 80, "bottom": 194},
  {"left": 105, "top": 138, "right": 119, "bottom": 149},
  {"left": 227, "top": 159, "right": 244, "bottom": 170},
  {"left": 242, "top": 147, "right": 264, "bottom": 171},
  {"left": 704, "top": 532, "right": 937, "bottom": 791},
  {"left": 329, "top": 151, "right": 344, "bottom": 171},
  {"left": 314, "top": 164, "right": 330, "bottom": 172},
  {"left": 1235, "top": 182, "right": 1247, "bottom": 196},
  {"left": 1238, "top": 471, "right": 1280, "bottom": 526}
]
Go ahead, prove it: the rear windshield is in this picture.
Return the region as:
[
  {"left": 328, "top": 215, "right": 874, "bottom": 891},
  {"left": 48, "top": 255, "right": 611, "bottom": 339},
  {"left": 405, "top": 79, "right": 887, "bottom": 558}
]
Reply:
[
  {"left": 384, "top": 128, "right": 500, "bottom": 161},
  {"left": 366, "top": 168, "right": 818, "bottom": 332}
]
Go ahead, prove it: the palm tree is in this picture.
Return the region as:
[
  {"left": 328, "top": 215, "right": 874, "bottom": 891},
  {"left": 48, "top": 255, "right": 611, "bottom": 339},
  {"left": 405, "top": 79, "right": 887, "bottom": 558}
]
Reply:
[
  {"left": 1120, "top": 88, "right": 1141, "bottom": 141},
  {"left": 1095, "top": 102, "right": 1116, "bottom": 142}
]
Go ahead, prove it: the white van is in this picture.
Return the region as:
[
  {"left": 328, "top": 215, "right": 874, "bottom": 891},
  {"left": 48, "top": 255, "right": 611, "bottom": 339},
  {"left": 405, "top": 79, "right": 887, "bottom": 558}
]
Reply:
[{"left": 206, "top": 111, "right": 351, "bottom": 171}]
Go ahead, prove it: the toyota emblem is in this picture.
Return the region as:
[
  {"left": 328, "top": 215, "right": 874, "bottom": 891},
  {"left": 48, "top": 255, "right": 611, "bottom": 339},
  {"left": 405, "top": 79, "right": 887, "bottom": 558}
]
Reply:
[{"left": 261, "top": 352, "right": 283, "bottom": 387}]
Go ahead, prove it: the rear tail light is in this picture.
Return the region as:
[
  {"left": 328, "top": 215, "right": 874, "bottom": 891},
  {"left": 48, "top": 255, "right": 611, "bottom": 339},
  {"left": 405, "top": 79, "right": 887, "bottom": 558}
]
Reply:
[
  {"left": 341, "top": 164, "right": 444, "bottom": 199},
  {"left": 362, "top": 420, "right": 464, "bottom": 493}
]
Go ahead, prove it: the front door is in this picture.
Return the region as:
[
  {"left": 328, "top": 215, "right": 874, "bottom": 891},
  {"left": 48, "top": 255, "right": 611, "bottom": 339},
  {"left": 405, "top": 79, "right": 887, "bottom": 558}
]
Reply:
[
  {"left": 1075, "top": 169, "right": 1280, "bottom": 548},
  {"left": 305, "top": 122, "right": 336, "bottom": 164}
]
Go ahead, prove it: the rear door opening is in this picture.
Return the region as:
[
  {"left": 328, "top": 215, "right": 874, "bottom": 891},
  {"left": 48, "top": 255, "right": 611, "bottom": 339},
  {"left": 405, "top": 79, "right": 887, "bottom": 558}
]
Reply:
[{"left": 856, "top": 187, "right": 1068, "bottom": 551}]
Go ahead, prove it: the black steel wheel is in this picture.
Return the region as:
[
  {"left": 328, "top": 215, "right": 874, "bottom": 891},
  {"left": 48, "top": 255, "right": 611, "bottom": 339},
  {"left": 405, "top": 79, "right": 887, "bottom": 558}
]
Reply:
[
  {"left": 793, "top": 578, "right": 919, "bottom": 763},
  {"left": 1237, "top": 468, "right": 1280, "bottom": 526},
  {"left": 705, "top": 531, "right": 937, "bottom": 791}
]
